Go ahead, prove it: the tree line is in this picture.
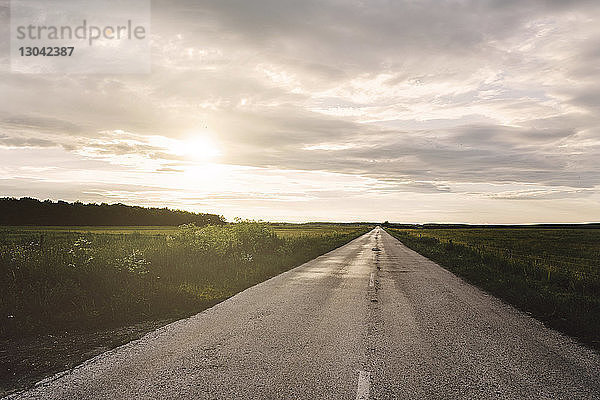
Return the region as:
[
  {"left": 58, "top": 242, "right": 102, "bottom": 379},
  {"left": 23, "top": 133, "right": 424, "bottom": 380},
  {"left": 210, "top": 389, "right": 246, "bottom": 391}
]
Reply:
[{"left": 0, "top": 197, "right": 225, "bottom": 226}]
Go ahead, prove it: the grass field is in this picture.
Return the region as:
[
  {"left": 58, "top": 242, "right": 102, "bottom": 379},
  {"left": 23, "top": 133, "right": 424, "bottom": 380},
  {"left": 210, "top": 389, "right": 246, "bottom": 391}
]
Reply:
[
  {"left": 386, "top": 227, "right": 600, "bottom": 350},
  {"left": 0, "top": 222, "right": 370, "bottom": 394},
  {"left": 270, "top": 223, "right": 369, "bottom": 238},
  {"left": 0, "top": 226, "right": 180, "bottom": 235},
  {"left": 0, "top": 223, "right": 366, "bottom": 237}
]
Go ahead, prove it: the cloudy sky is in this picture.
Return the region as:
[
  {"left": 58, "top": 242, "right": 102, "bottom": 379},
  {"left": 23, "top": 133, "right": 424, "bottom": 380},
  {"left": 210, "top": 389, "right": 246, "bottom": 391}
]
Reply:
[{"left": 1, "top": 0, "right": 599, "bottom": 222}]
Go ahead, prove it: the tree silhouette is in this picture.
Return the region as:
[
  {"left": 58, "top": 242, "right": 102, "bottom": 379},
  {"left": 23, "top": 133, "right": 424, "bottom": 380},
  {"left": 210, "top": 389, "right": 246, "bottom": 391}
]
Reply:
[{"left": 0, "top": 197, "right": 225, "bottom": 226}]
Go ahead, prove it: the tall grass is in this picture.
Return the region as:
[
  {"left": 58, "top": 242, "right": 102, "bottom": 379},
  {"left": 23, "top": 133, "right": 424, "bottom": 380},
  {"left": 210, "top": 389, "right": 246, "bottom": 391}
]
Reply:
[
  {"left": 0, "top": 223, "right": 368, "bottom": 338},
  {"left": 387, "top": 228, "right": 600, "bottom": 349}
]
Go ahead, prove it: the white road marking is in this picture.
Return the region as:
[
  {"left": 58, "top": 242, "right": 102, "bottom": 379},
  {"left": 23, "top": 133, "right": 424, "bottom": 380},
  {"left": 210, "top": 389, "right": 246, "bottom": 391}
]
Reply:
[
  {"left": 355, "top": 370, "right": 371, "bottom": 400},
  {"left": 369, "top": 272, "right": 374, "bottom": 287}
]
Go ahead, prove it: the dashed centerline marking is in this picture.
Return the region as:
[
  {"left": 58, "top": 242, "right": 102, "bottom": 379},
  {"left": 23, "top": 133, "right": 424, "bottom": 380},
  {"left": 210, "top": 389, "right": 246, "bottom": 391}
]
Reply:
[
  {"left": 369, "top": 272, "right": 375, "bottom": 287},
  {"left": 355, "top": 370, "right": 371, "bottom": 400}
]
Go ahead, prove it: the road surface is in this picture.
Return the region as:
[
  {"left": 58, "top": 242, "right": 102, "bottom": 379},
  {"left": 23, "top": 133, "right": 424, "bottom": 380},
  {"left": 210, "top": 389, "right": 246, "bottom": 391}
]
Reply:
[{"left": 8, "top": 227, "right": 600, "bottom": 399}]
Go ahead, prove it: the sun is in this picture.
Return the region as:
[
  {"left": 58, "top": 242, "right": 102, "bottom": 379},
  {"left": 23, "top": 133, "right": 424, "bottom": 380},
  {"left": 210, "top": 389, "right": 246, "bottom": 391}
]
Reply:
[
  {"left": 180, "top": 135, "right": 221, "bottom": 160},
  {"left": 154, "top": 132, "right": 221, "bottom": 161}
]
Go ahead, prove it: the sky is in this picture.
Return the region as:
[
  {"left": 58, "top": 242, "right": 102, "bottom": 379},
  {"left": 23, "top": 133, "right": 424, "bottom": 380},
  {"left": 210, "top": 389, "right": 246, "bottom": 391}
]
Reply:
[{"left": 1, "top": 0, "right": 599, "bottom": 223}]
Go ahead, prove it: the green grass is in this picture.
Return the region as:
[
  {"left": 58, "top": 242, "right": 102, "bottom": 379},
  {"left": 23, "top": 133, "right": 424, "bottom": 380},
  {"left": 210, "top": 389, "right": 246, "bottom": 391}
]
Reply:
[
  {"left": 270, "top": 223, "right": 367, "bottom": 238},
  {"left": 0, "top": 223, "right": 370, "bottom": 339},
  {"left": 0, "top": 223, "right": 365, "bottom": 237},
  {"left": 386, "top": 228, "right": 600, "bottom": 349},
  {"left": 0, "top": 226, "right": 181, "bottom": 235}
]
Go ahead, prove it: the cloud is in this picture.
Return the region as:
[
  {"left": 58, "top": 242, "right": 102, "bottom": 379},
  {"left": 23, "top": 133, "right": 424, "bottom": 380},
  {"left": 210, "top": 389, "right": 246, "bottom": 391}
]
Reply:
[
  {"left": 2, "top": 114, "right": 84, "bottom": 135},
  {"left": 487, "top": 187, "right": 595, "bottom": 200},
  {"left": 0, "top": 0, "right": 599, "bottom": 221},
  {"left": 0, "top": 136, "right": 60, "bottom": 148}
]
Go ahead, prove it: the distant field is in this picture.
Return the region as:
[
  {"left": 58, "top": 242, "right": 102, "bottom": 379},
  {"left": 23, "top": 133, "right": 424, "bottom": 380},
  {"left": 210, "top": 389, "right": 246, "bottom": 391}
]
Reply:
[
  {"left": 270, "top": 224, "right": 368, "bottom": 238},
  {"left": 0, "top": 222, "right": 371, "bottom": 394},
  {"left": 392, "top": 228, "right": 600, "bottom": 269},
  {"left": 386, "top": 228, "right": 600, "bottom": 349},
  {"left": 0, "top": 226, "right": 179, "bottom": 235},
  {"left": 0, "top": 223, "right": 366, "bottom": 237}
]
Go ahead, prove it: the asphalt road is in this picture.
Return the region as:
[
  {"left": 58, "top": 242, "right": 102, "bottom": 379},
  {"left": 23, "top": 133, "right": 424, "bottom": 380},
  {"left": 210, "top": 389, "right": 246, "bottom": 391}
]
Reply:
[{"left": 8, "top": 227, "right": 600, "bottom": 399}]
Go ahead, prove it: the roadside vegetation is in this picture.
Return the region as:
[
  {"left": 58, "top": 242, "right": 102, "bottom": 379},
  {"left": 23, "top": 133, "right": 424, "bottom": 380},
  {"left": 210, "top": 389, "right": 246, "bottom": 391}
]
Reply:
[
  {"left": 1, "top": 222, "right": 369, "bottom": 338},
  {"left": 386, "top": 228, "right": 600, "bottom": 350},
  {"left": 0, "top": 222, "right": 369, "bottom": 394}
]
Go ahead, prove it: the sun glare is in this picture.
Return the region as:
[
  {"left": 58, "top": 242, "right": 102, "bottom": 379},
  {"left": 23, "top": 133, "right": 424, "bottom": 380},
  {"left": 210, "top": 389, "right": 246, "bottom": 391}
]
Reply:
[
  {"left": 181, "top": 135, "right": 221, "bottom": 160},
  {"left": 152, "top": 133, "right": 221, "bottom": 161}
]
